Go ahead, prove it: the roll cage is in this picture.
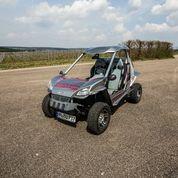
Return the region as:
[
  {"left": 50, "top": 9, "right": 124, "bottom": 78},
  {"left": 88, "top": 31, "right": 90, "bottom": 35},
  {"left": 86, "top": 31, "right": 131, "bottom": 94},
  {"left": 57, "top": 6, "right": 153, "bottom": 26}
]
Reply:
[{"left": 62, "top": 45, "right": 131, "bottom": 81}]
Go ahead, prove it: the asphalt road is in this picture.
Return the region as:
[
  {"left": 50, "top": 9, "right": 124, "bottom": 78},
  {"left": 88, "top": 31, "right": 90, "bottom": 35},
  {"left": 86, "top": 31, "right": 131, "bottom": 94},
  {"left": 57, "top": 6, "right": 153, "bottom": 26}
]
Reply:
[{"left": 0, "top": 57, "right": 178, "bottom": 178}]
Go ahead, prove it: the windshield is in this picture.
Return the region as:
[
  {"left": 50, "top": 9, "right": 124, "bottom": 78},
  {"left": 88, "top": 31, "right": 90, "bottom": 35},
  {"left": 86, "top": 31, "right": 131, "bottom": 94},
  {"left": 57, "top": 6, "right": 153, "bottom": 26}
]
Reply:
[{"left": 64, "top": 53, "right": 113, "bottom": 80}]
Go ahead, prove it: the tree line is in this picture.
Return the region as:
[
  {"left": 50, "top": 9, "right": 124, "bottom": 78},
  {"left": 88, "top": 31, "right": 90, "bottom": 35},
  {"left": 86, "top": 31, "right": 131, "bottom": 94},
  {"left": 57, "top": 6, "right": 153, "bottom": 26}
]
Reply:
[{"left": 125, "top": 40, "right": 173, "bottom": 60}]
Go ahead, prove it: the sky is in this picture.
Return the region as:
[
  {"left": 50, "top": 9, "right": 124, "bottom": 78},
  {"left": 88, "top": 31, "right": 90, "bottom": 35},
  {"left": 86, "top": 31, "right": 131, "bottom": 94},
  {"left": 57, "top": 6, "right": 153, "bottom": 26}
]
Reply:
[{"left": 0, "top": 0, "right": 178, "bottom": 48}]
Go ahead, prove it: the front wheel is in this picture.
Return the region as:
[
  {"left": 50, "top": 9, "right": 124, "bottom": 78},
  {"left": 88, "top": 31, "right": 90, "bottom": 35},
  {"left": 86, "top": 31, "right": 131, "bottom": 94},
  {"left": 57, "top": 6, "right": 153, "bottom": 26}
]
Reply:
[
  {"left": 127, "top": 83, "right": 142, "bottom": 104},
  {"left": 87, "top": 102, "right": 111, "bottom": 135},
  {"left": 42, "top": 94, "right": 54, "bottom": 118}
]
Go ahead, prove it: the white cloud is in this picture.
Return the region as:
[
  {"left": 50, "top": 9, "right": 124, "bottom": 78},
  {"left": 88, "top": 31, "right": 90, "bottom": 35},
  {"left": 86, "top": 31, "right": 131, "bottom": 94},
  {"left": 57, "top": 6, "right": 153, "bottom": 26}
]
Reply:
[
  {"left": 122, "top": 31, "right": 133, "bottom": 41},
  {"left": 1, "top": 0, "right": 177, "bottom": 47},
  {"left": 7, "top": 31, "right": 36, "bottom": 40},
  {"left": 151, "top": 0, "right": 178, "bottom": 14},
  {"left": 16, "top": 0, "right": 109, "bottom": 23},
  {"left": 6, "top": 32, "right": 17, "bottom": 39},
  {"left": 95, "top": 34, "right": 106, "bottom": 41},
  {"left": 16, "top": 0, "right": 124, "bottom": 25},
  {"left": 151, "top": 0, "right": 178, "bottom": 43},
  {"left": 102, "top": 6, "right": 123, "bottom": 22},
  {"left": 15, "top": 0, "right": 126, "bottom": 46},
  {"left": 135, "top": 22, "right": 178, "bottom": 33},
  {"left": 114, "top": 24, "right": 125, "bottom": 33},
  {"left": 129, "top": 0, "right": 142, "bottom": 9},
  {"left": 56, "top": 27, "right": 108, "bottom": 46},
  {"left": 167, "top": 11, "right": 178, "bottom": 26}
]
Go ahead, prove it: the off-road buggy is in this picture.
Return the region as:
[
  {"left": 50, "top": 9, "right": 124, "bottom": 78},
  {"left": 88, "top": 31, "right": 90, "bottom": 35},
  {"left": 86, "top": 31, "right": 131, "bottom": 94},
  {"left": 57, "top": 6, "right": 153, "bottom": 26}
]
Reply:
[{"left": 42, "top": 45, "right": 142, "bottom": 135}]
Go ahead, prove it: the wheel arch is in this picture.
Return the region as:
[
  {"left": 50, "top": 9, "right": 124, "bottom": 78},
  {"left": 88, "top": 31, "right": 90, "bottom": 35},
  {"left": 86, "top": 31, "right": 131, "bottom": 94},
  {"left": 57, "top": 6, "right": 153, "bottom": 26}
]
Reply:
[
  {"left": 93, "top": 89, "right": 112, "bottom": 107},
  {"left": 73, "top": 89, "right": 113, "bottom": 110}
]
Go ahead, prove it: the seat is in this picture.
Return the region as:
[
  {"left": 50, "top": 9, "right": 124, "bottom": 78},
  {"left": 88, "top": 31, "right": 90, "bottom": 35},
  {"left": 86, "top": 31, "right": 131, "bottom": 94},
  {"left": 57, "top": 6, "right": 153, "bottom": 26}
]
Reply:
[
  {"left": 108, "top": 59, "right": 124, "bottom": 94},
  {"left": 90, "top": 58, "right": 108, "bottom": 77}
]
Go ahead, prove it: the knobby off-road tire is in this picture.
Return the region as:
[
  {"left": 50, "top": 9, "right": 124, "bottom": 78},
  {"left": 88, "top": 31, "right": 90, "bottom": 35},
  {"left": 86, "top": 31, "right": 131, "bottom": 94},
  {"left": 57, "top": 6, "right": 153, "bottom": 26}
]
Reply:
[
  {"left": 87, "top": 102, "right": 111, "bottom": 135},
  {"left": 42, "top": 94, "right": 54, "bottom": 118},
  {"left": 127, "top": 83, "right": 142, "bottom": 104}
]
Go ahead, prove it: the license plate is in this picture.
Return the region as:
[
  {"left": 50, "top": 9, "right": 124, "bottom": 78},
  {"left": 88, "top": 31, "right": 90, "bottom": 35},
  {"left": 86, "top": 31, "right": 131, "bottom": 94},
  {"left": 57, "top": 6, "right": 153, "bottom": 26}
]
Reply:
[{"left": 56, "top": 111, "right": 76, "bottom": 123}]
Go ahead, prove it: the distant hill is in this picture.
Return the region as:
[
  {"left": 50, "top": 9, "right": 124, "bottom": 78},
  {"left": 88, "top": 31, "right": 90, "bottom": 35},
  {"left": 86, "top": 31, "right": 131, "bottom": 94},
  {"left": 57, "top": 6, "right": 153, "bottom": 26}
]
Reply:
[
  {"left": 0, "top": 47, "right": 23, "bottom": 52},
  {"left": 0, "top": 46, "right": 83, "bottom": 52}
]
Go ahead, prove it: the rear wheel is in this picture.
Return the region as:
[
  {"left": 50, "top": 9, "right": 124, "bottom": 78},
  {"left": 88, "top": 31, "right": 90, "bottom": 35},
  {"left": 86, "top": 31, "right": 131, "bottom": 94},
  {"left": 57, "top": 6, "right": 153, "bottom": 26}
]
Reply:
[
  {"left": 42, "top": 94, "right": 54, "bottom": 118},
  {"left": 87, "top": 102, "right": 111, "bottom": 135},
  {"left": 127, "top": 83, "right": 142, "bottom": 103}
]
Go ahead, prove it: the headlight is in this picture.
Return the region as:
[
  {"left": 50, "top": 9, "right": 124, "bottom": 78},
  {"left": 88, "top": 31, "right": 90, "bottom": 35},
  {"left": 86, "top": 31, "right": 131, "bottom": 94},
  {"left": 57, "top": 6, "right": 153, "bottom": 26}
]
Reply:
[
  {"left": 48, "top": 80, "right": 53, "bottom": 90},
  {"left": 76, "top": 87, "right": 90, "bottom": 96}
]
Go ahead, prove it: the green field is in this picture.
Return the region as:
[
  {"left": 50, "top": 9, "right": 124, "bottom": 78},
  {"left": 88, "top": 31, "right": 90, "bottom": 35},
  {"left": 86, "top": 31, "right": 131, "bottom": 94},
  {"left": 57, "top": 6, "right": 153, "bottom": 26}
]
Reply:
[{"left": 0, "top": 51, "right": 92, "bottom": 70}]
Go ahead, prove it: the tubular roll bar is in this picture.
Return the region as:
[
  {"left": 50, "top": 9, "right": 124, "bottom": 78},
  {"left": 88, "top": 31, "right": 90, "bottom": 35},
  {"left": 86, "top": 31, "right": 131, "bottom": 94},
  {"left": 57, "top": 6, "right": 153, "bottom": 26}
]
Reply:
[{"left": 64, "top": 53, "right": 84, "bottom": 75}]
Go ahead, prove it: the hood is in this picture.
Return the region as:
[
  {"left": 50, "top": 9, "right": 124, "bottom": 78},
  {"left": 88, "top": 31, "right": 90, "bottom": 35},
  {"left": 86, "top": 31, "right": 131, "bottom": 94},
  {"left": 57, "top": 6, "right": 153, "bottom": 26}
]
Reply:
[{"left": 50, "top": 75, "right": 104, "bottom": 97}]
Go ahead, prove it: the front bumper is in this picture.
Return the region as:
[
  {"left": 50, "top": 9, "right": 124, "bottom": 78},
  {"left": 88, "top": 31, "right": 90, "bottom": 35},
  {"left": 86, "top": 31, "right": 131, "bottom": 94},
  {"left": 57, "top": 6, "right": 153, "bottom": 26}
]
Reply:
[{"left": 50, "top": 98, "right": 80, "bottom": 111}]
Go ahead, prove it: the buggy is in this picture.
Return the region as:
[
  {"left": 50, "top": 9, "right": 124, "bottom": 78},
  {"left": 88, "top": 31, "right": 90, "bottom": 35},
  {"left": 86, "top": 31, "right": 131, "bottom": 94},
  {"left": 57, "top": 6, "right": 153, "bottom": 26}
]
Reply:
[{"left": 42, "top": 45, "right": 142, "bottom": 135}]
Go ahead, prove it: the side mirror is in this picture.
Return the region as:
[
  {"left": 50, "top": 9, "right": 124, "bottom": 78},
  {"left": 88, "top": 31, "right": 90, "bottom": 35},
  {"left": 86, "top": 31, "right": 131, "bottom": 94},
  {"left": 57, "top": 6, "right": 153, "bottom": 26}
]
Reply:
[
  {"left": 59, "top": 70, "right": 65, "bottom": 75},
  {"left": 109, "top": 74, "right": 116, "bottom": 81}
]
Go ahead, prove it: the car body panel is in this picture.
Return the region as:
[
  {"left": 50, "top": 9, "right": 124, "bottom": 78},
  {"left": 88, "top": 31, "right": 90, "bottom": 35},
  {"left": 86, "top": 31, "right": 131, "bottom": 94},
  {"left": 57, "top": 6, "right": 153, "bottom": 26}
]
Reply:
[
  {"left": 47, "top": 44, "right": 140, "bottom": 113},
  {"left": 50, "top": 75, "right": 106, "bottom": 98}
]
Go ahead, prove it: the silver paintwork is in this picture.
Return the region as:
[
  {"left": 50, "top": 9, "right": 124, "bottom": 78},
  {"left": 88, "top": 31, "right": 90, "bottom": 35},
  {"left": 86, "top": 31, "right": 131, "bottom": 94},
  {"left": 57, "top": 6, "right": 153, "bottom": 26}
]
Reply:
[
  {"left": 85, "top": 45, "right": 129, "bottom": 54},
  {"left": 48, "top": 44, "right": 139, "bottom": 111}
]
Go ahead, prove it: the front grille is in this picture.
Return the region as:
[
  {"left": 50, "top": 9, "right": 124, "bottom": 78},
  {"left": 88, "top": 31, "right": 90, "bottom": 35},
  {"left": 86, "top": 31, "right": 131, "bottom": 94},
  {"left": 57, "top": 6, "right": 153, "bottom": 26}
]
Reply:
[{"left": 51, "top": 94, "right": 71, "bottom": 103}]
